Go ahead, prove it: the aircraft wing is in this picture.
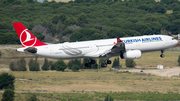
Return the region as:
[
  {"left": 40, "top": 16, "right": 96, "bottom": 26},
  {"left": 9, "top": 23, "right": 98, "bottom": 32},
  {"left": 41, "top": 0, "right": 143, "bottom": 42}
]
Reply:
[
  {"left": 2, "top": 46, "right": 18, "bottom": 49},
  {"left": 100, "top": 37, "right": 125, "bottom": 56}
]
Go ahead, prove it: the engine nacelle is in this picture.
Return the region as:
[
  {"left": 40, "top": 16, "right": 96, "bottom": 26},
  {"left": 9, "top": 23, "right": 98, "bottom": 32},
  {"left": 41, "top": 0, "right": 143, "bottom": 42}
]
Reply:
[
  {"left": 24, "top": 47, "right": 37, "bottom": 53},
  {"left": 120, "top": 50, "right": 141, "bottom": 59}
]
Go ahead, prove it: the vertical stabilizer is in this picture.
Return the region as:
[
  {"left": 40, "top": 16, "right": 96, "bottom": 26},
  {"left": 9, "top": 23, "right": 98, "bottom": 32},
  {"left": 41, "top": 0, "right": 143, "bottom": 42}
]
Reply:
[
  {"left": 13, "top": 22, "right": 47, "bottom": 47},
  {"left": 117, "top": 37, "right": 122, "bottom": 42}
]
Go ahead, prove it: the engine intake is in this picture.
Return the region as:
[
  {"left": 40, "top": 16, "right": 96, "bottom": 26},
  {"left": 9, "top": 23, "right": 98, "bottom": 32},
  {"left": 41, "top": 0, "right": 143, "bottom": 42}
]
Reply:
[{"left": 120, "top": 50, "right": 141, "bottom": 59}]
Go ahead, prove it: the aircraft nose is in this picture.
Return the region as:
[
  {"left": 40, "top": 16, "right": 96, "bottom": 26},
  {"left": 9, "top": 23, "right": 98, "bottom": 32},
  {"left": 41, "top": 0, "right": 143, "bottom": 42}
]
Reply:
[{"left": 175, "top": 39, "right": 179, "bottom": 45}]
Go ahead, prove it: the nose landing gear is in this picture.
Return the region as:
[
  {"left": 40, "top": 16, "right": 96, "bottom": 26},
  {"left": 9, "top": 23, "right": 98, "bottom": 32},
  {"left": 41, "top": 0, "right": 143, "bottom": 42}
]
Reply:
[{"left": 160, "top": 50, "right": 165, "bottom": 58}]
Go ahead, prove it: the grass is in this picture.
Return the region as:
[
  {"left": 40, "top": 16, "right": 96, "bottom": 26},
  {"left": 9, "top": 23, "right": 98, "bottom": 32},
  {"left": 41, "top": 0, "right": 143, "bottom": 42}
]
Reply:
[
  {"left": 1, "top": 91, "right": 180, "bottom": 101},
  {"left": 1, "top": 70, "right": 180, "bottom": 93},
  {"left": 1, "top": 70, "right": 180, "bottom": 100}
]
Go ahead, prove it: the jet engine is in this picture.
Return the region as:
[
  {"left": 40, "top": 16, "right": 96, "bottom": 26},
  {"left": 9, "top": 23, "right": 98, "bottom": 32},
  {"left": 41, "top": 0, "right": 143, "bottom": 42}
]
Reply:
[
  {"left": 24, "top": 47, "right": 37, "bottom": 53},
  {"left": 120, "top": 50, "right": 141, "bottom": 59}
]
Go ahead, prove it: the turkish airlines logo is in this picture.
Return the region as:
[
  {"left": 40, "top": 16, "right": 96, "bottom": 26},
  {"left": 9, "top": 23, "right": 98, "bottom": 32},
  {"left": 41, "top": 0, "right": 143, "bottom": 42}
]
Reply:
[
  {"left": 117, "top": 37, "right": 122, "bottom": 42},
  {"left": 20, "top": 29, "right": 37, "bottom": 47}
]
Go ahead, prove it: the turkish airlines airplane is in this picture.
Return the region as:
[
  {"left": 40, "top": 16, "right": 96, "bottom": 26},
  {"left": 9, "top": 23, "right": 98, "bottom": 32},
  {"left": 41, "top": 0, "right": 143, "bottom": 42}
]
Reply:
[{"left": 12, "top": 22, "right": 178, "bottom": 67}]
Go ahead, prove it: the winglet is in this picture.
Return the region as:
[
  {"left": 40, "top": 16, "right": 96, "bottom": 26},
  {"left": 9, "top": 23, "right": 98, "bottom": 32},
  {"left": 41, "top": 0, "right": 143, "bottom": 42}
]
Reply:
[{"left": 117, "top": 37, "right": 122, "bottom": 42}]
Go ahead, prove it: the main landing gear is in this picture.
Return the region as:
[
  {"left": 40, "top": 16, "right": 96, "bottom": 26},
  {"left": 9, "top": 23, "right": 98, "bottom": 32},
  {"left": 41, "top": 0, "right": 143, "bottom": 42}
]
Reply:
[
  {"left": 160, "top": 50, "right": 165, "bottom": 58},
  {"left": 101, "top": 60, "right": 111, "bottom": 67},
  {"left": 85, "top": 59, "right": 95, "bottom": 67},
  {"left": 84, "top": 59, "right": 112, "bottom": 67}
]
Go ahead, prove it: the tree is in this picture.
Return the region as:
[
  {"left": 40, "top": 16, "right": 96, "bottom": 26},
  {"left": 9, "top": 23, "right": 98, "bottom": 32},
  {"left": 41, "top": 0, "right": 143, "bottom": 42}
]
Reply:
[
  {"left": 0, "top": 73, "right": 15, "bottom": 90},
  {"left": 42, "top": 58, "right": 49, "bottom": 71},
  {"left": 55, "top": 60, "right": 67, "bottom": 71},
  {"left": 7, "top": 0, "right": 14, "bottom": 3},
  {"left": 28, "top": 57, "right": 40, "bottom": 71},
  {"left": 104, "top": 94, "right": 114, "bottom": 101},
  {"left": 1, "top": 88, "right": 15, "bottom": 101},
  {"left": 106, "top": 27, "right": 125, "bottom": 38},
  {"left": 27, "top": 0, "right": 33, "bottom": 3},
  {"left": 33, "top": 31, "right": 45, "bottom": 41},
  {"left": 161, "top": 0, "right": 178, "bottom": 4},
  {"left": 29, "top": 58, "right": 35, "bottom": 71},
  {"left": 52, "top": 14, "right": 59, "bottom": 24},
  {"left": 77, "top": 13, "right": 88, "bottom": 26},
  {"left": 112, "top": 57, "right": 121, "bottom": 68},
  {"left": 68, "top": 59, "right": 82, "bottom": 69},
  {"left": 177, "top": 55, "right": 180, "bottom": 66},
  {"left": 9, "top": 62, "right": 15, "bottom": 71},
  {"left": 64, "top": 17, "right": 77, "bottom": 26},
  {"left": 17, "top": 57, "right": 27, "bottom": 71},
  {"left": 125, "top": 59, "right": 136, "bottom": 68},
  {"left": 26, "top": 93, "right": 38, "bottom": 101},
  {"left": 170, "top": 19, "right": 180, "bottom": 34},
  {"left": 74, "top": 0, "right": 84, "bottom": 3},
  {"left": 151, "top": 4, "right": 166, "bottom": 14},
  {"left": 49, "top": 61, "right": 56, "bottom": 70},
  {"left": 59, "top": 13, "right": 67, "bottom": 23},
  {"left": 71, "top": 64, "right": 80, "bottom": 72},
  {"left": 89, "top": 33, "right": 107, "bottom": 40}
]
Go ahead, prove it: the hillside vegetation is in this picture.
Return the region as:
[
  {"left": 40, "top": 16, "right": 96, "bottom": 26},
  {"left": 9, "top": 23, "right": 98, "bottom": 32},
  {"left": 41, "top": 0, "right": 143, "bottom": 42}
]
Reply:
[{"left": 0, "top": 0, "right": 180, "bottom": 43}]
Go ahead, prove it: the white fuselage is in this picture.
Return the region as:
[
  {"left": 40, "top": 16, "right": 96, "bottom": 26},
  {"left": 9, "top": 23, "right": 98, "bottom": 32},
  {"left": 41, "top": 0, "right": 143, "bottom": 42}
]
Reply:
[{"left": 17, "top": 35, "right": 178, "bottom": 59}]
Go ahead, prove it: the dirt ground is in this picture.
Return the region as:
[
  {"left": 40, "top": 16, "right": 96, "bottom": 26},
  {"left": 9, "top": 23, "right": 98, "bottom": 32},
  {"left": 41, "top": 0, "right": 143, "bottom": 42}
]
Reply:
[
  {"left": 1, "top": 67, "right": 180, "bottom": 77},
  {"left": 124, "top": 67, "right": 180, "bottom": 77}
]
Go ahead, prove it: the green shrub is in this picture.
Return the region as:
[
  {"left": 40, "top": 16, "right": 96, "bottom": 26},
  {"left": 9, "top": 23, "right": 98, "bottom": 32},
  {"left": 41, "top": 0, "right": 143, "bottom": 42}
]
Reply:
[
  {"left": 125, "top": 59, "right": 136, "bottom": 68},
  {"left": 104, "top": 94, "right": 114, "bottom": 101},
  {"left": 71, "top": 64, "right": 80, "bottom": 72},
  {"left": 177, "top": 55, "right": 180, "bottom": 66},
  {"left": 17, "top": 57, "right": 27, "bottom": 71},
  {"left": 68, "top": 59, "right": 82, "bottom": 69},
  {"left": 112, "top": 57, "right": 121, "bottom": 68},
  {"left": 28, "top": 58, "right": 40, "bottom": 71},
  {"left": 49, "top": 61, "right": 56, "bottom": 70},
  {"left": 1, "top": 88, "right": 15, "bottom": 101},
  {"left": 0, "top": 51, "right": 1, "bottom": 58},
  {"left": 9, "top": 62, "right": 15, "bottom": 71},
  {"left": 55, "top": 60, "right": 67, "bottom": 71},
  {"left": 0, "top": 73, "right": 15, "bottom": 90},
  {"left": 26, "top": 93, "right": 38, "bottom": 101},
  {"left": 42, "top": 58, "right": 49, "bottom": 71}
]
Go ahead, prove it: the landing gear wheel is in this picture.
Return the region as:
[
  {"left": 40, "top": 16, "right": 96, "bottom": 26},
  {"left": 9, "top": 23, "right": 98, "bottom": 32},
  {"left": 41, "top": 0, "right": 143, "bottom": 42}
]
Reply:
[
  {"left": 91, "top": 60, "right": 95, "bottom": 64},
  {"left": 88, "top": 59, "right": 95, "bottom": 64},
  {"left": 160, "top": 54, "right": 165, "bottom": 58},
  {"left": 106, "top": 60, "right": 111, "bottom": 64},
  {"left": 85, "top": 63, "right": 91, "bottom": 67},
  {"left": 101, "top": 63, "right": 107, "bottom": 67}
]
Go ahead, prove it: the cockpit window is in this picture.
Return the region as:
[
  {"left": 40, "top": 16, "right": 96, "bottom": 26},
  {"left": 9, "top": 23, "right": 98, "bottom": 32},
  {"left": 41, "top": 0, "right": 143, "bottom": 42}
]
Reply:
[{"left": 172, "top": 38, "right": 175, "bottom": 40}]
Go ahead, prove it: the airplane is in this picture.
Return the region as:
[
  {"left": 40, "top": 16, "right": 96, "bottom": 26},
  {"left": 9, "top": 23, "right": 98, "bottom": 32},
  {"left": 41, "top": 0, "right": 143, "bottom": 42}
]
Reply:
[{"left": 12, "top": 22, "right": 178, "bottom": 67}]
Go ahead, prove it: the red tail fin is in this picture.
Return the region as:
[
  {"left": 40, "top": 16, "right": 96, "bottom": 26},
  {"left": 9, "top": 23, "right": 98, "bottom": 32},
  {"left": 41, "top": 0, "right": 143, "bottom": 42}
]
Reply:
[{"left": 13, "top": 22, "right": 47, "bottom": 47}]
